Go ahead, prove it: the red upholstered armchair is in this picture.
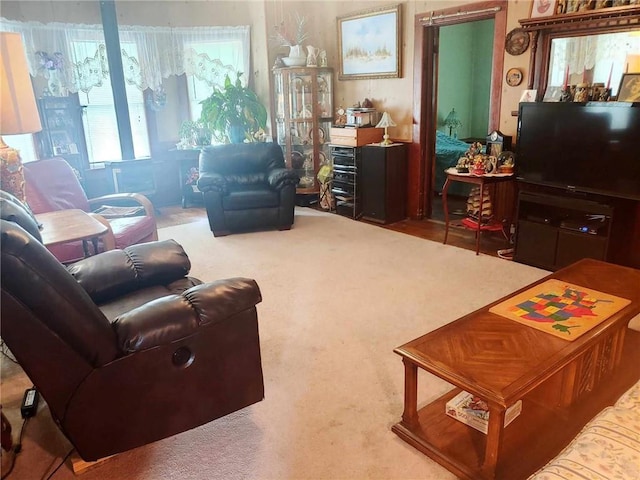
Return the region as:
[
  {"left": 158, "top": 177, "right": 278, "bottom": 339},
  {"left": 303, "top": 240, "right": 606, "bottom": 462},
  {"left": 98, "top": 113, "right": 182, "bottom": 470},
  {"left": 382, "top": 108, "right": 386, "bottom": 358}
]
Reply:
[{"left": 23, "top": 157, "right": 157, "bottom": 263}]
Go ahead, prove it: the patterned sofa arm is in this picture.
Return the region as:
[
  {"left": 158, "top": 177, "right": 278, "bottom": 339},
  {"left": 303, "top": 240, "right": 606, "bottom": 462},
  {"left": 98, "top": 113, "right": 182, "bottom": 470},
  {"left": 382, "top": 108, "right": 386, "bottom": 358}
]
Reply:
[{"left": 528, "top": 380, "right": 640, "bottom": 480}]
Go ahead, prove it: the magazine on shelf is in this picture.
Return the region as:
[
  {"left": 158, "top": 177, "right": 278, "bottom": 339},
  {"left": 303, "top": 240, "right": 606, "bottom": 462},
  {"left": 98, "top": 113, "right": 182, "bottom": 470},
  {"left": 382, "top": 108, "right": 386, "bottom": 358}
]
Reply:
[{"left": 445, "top": 391, "right": 522, "bottom": 434}]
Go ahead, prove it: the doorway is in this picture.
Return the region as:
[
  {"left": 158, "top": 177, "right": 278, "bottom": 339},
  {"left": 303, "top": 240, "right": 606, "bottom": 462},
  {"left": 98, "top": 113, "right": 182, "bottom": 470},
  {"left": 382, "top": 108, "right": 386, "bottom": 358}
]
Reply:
[
  {"left": 409, "top": 1, "right": 507, "bottom": 220},
  {"left": 432, "top": 19, "right": 495, "bottom": 222}
]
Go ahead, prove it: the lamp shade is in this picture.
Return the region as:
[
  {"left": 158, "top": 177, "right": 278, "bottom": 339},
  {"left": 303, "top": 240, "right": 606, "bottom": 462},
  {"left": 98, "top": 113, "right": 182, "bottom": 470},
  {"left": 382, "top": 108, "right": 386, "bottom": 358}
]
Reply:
[
  {"left": 1, "top": 32, "right": 42, "bottom": 135},
  {"left": 443, "top": 108, "right": 461, "bottom": 129},
  {"left": 375, "top": 111, "right": 396, "bottom": 129},
  {"left": 375, "top": 111, "right": 396, "bottom": 146}
]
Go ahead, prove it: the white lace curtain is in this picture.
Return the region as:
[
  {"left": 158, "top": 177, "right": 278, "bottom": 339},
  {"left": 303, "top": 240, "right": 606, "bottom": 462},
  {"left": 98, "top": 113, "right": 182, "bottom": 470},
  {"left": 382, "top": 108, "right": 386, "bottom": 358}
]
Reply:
[
  {"left": 0, "top": 18, "right": 250, "bottom": 94},
  {"left": 549, "top": 31, "right": 640, "bottom": 90}
]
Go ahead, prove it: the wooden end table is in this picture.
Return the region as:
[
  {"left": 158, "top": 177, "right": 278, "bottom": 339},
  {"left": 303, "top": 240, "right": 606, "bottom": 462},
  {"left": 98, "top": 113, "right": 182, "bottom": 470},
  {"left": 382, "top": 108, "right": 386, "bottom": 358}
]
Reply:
[
  {"left": 392, "top": 259, "right": 640, "bottom": 480},
  {"left": 442, "top": 168, "right": 514, "bottom": 255},
  {"left": 35, "top": 209, "right": 109, "bottom": 257}
]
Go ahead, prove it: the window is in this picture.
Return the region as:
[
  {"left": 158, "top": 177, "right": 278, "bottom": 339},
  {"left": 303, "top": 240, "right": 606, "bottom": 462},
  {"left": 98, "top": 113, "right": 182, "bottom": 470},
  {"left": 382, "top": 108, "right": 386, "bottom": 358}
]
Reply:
[
  {"left": 2, "top": 19, "right": 250, "bottom": 167},
  {"left": 185, "top": 39, "right": 247, "bottom": 121},
  {"left": 5, "top": 134, "right": 37, "bottom": 163},
  {"left": 72, "top": 40, "right": 150, "bottom": 164}
]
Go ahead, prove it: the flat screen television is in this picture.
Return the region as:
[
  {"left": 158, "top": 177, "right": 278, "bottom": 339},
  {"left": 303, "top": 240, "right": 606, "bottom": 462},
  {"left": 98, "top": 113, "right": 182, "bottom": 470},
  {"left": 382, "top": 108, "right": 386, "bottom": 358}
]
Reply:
[{"left": 516, "top": 102, "right": 640, "bottom": 201}]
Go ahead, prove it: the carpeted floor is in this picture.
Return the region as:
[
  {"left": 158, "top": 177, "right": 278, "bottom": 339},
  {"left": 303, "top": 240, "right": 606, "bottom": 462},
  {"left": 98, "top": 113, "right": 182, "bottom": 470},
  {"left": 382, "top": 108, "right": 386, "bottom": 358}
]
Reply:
[{"left": 1, "top": 208, "right": 547, "bottom": 480}]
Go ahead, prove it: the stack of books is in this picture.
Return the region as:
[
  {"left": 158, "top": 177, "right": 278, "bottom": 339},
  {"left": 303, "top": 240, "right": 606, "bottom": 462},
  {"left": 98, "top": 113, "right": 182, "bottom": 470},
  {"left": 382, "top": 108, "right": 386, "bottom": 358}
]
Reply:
[{"left": 445, "top": 391, "right": 522, "bottom": 434}]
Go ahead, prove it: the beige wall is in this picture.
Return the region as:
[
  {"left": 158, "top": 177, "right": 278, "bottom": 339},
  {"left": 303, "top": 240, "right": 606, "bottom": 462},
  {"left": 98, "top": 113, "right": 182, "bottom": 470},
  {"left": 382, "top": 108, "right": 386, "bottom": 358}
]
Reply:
[
  {"left": 1, "top": 0, "right": 533, "bottom": 141},
  {"left": 265, "top": 0, "right": 532, "bottom": 141}
]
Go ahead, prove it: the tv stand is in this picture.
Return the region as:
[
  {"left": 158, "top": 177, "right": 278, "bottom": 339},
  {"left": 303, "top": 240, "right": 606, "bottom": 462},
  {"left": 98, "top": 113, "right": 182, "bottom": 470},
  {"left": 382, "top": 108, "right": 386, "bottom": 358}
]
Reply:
[{"left": 514, "top": 190, "right": 613, "bottom": 271}]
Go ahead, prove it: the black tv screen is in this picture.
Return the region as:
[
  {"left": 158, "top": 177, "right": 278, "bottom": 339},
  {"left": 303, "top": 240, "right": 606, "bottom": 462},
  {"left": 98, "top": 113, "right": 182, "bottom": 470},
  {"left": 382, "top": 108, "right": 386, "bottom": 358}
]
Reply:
[{"left": 516, "top": 102, "right": 640, "bottom": 201}]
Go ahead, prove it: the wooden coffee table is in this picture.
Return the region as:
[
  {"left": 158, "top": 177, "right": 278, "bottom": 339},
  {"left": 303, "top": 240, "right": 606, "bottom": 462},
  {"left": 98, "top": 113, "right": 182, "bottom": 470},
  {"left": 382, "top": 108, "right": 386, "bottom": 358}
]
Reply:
[
  {"left": 35, "top": 209, "right": 110, "bottom": 257},
  {"left": 392, "top": 259, "right": 640, "bottom": 480}
]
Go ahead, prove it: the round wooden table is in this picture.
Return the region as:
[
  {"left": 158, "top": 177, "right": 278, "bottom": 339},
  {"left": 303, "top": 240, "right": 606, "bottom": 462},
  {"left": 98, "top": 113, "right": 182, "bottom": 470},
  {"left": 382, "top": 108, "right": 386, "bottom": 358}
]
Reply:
[{"left": 442, "top": 168, "right": 515, "bottom": 255}]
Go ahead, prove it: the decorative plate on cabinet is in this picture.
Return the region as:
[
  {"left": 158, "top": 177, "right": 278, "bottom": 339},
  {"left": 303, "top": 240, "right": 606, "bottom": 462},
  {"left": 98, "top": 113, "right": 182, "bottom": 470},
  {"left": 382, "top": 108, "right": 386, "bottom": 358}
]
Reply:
[
  {"left": 309, "top": 126, "right": 326, "bottom": 144},
  {"left": 505, "top": 28, "right": 530, "bottom": 56}
]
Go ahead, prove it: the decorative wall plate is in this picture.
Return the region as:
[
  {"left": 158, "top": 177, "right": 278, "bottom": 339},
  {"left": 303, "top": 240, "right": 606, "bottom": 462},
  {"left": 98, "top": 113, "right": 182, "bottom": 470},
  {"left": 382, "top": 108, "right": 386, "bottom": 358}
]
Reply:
[
  {"left": 506, "top": 67, "right": 524, "bottom": 87},
  {"left": 505, "top": 28, "right": 530, "bottom": 56}
]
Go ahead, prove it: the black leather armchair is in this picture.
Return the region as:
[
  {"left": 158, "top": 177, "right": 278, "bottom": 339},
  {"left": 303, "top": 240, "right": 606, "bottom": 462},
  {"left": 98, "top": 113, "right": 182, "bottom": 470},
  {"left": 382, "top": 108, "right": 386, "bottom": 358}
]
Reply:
[
  {"left": 0, "top": 191, "right": 265, "bottom": 461},
  {"left": 197, "top": 143, "right": 299, "bottom": 236}
]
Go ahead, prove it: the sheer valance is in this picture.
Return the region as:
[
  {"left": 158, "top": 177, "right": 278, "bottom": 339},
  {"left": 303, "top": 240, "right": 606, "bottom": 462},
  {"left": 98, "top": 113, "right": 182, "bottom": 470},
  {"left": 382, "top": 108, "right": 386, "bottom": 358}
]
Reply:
[
  {"left": 549, "top": 31, "right": 640, "bottom": 89},
  {"left": 0, "top": 18, "right": 250, "bottom": 95}
]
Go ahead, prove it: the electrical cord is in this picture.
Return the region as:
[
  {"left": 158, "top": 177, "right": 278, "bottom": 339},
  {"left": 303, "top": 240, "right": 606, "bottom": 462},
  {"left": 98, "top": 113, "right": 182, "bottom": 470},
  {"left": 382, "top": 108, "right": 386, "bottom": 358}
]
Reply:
[
  {"left": 1, "top": 417, "right": 29, "bottom": 480},
  {"left": 43, "top": 448, "right": 74, "bottom": 480}
]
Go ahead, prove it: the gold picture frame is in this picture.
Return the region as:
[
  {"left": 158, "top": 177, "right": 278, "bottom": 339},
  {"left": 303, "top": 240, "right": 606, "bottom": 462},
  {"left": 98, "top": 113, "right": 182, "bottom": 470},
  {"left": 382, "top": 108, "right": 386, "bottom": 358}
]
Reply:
[
  {"left": 617, "top": 73, "right": 640, "bottom": 102},
  {"left": 337, "top": 3, "right": 402, "bottom": 80}
]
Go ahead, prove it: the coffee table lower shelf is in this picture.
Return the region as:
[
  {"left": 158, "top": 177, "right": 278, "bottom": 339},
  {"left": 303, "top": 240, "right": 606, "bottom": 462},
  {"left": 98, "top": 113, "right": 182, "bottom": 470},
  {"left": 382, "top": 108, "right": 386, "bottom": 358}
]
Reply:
[{"left": 392, "top": 388, "right": 567, "bottom": 480}]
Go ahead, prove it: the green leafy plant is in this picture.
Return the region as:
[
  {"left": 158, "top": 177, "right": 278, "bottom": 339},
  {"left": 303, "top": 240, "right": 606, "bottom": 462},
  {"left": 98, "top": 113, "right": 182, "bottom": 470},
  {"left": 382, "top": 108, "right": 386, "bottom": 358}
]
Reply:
[
  {"left": 178, "top": 120, "right": 211, "bottom": 147},
  {"left": 199, "top": 72, "right": 268, "bottom": 144}
]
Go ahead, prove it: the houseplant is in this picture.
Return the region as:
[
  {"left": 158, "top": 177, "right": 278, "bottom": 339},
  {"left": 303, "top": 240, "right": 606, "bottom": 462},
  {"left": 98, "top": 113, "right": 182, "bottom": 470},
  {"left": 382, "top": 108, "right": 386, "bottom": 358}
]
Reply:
[
  {"left": 199, "top": 72, "right": 267, "bottom": 144},
  {"left": 178, "top": 120, "right": 211, "bottom": 148}
]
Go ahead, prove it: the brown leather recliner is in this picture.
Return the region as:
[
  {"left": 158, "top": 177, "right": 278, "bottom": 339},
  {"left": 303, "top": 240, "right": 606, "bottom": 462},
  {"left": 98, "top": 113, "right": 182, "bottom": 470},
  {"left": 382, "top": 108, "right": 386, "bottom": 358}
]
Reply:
[
  {"left": 23, "top": 157, "right": 158, "bottom": 263},
  {"left": 0, "top": 191, "right": 264, "bottom": 461},
  {"left": 197, "top": 143, "right": 299, "bottom": 236}
]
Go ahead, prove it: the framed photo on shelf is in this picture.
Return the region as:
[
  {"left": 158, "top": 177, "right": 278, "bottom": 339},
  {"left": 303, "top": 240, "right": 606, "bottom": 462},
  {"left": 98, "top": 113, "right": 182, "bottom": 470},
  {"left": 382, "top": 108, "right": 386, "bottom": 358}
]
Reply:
[
  {"left": 520, "top": 89, "right": 538, "bottom": 103},
  {"left": 337, "top": 3, "right": 401, "bottom": 80},
  {"left": 529, "top": 0, "right": 557, "bottom": 18},
  {"left": 543, "top": 86, "right": 563, "bottom": 102},
  {"left": 616, "top": 73, "right": 640, "bottom": 102},
  {"left": 50, "top": 131, "right": 71, "bottom": 155}
]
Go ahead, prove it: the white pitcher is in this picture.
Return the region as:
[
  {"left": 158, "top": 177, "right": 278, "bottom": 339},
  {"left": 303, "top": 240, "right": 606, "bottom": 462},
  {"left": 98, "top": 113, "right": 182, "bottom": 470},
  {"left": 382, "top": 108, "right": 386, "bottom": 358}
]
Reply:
[
  {"left": 289, "top": 45, "right": 303, "bottom": 59},
  {"left": 306, "top": 45, "right": 319, "bottom": 67}
]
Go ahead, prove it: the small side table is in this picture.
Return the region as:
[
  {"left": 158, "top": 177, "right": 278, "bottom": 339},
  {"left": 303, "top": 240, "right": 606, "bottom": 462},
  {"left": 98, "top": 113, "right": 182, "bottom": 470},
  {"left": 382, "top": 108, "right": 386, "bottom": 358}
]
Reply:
[
  {"left": 442, "top": 168, "right": 515, "bottom": 255},
  {"left": 168, "top": 148, "right": 203, "bottom": 208},
  {"left": 35, "top": 209, "right": 110, "bottom": 257}
]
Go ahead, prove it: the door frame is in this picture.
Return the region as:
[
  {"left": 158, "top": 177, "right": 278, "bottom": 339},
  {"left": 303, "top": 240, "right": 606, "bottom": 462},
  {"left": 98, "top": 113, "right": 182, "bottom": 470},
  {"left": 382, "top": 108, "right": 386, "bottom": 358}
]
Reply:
[{"left": 408, "top": 1, "right": 507, "bottom": 219}]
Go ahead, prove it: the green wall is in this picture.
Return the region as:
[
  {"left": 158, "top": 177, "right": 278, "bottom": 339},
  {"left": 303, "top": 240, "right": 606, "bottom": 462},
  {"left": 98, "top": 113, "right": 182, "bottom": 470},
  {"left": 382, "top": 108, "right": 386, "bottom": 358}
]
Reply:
[{"left": 437, "top": 19, "right": 493, "bottom": 140}]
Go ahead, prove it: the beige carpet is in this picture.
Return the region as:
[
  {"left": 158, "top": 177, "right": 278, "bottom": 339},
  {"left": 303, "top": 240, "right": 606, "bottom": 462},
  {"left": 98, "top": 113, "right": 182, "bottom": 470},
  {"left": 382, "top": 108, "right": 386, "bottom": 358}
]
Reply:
[{"left": 1, "top": 208, "right": 547, "bottom": 480}]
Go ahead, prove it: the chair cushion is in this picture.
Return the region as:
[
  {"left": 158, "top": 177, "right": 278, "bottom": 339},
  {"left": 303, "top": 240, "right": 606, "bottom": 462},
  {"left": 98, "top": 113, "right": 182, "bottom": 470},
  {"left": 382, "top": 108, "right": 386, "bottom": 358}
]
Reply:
[
  {"left": 222, "top": 185, "right": 280, "bottom": 210},
  {"left": 109, "top": 216, "right": 157, "bottom": 250},
  {"left": 199, "top": 143, "right": 286, "bottom": 175},
  {"left": 615, "top": 379, "right": 640, "bottom": 410},
  {"left": 23, "top": 158, "right": 90, "bottom": 213}
]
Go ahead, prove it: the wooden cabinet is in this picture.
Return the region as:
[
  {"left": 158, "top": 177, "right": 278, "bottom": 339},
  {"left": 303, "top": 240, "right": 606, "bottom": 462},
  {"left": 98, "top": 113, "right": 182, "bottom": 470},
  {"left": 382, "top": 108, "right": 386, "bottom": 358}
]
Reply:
[
  {"left": 361, "top": 144, "right": 407, "bottom": 224},
  {"left": 35, "top": 94, "right": 88, "bottom": 174},
  {"left": 273, "top": 67, "right": 333, "bottom": 194},
  {"left": 514, "top": 190, "right": 613, "bottom": 271}
]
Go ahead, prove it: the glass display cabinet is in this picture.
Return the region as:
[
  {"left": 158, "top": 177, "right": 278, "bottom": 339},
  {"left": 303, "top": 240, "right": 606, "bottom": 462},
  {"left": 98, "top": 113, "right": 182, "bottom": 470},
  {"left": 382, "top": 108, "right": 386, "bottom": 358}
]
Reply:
[
  {"left": 35, "top": 94, "right": 89, "bottom": 175},
  {"left": 273, "top": 67, "right": 333, "bottom": 194}
]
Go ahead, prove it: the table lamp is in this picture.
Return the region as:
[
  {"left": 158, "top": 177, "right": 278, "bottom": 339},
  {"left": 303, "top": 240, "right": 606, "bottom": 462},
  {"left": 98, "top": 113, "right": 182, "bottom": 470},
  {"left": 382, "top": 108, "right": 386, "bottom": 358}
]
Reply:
[
  {"left": 375, "top": 111, "right": 396, "bottom": 146},
  {"left": 444, "top": 108, "right": 462, "bottom": 138},
  {"left": 1, "top": 32, "right": 42, "bottom": 202}
]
